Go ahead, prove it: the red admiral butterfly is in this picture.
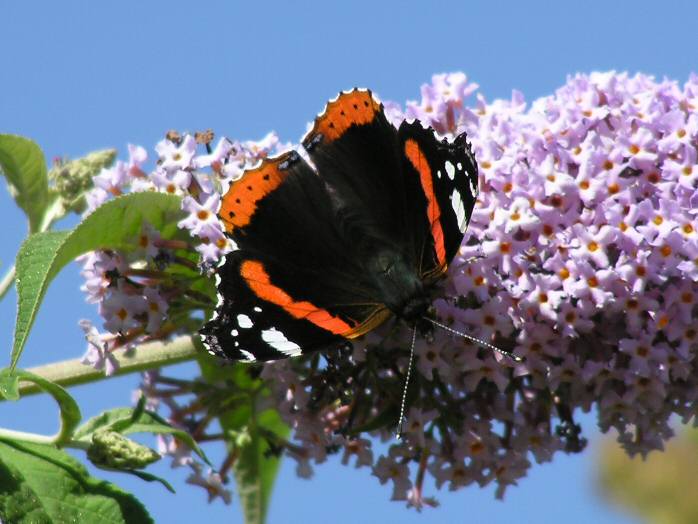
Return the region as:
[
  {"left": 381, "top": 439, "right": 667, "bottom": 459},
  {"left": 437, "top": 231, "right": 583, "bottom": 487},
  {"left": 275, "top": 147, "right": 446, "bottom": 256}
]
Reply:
[{"left": 200, "top": 89, "right": 479, "bottom": 362}]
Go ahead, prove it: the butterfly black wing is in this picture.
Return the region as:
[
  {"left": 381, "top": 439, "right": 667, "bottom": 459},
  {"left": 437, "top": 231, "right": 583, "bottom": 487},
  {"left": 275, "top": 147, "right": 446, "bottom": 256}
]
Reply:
[
  {"left": 202, "top": 151, "right": 390, "bottom": 362},
  {"left": 303, "top": 89, "right": 478, "bottom": 279},
  {"left": 397, "top": 120, "right": 478, "bottom": 276},
  {"left": 201, "top": 90, "right": 478, "bottom": 362}
]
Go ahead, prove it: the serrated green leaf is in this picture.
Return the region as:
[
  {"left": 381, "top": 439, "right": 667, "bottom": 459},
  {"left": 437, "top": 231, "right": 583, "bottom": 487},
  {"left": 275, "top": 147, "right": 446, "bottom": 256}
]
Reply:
[
  {"left": 199, "top": 358, "right": 288, "bottom": 524},
  {"left": 74, "top": 404, "right": 210, "bottom": 465},
  {"left": 0, "top": 134, "right": 49, "bottom": 232},
  {"left": 233, "top": 408, "right": 288, "bottom": 524},
  {"left": 0, "top": 439, "right": 153, "bottom": 524},
  {"left": 11, "top": 192, "right": 184, "bottom": 369}
]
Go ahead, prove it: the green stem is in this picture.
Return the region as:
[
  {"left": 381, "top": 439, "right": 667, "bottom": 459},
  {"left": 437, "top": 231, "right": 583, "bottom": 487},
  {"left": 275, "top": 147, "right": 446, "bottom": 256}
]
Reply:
[
  {"left": 0, "top": 264, "right": 16, "bottom": 300},
  {"left": 0, "top": 428, "right": 54, "bottom": 445},
  {"left": 3, "top": 335, "right": 199, "bottom": 400}
]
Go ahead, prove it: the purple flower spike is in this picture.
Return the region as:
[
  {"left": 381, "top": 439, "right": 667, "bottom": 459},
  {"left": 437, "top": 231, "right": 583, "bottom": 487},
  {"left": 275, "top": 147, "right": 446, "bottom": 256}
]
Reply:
[{"left": 79, "top": 71, "right": 698, "bottom": 508}]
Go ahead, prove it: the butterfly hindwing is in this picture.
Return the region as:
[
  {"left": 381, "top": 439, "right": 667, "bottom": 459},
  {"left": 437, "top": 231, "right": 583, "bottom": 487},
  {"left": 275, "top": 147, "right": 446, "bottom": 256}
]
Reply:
[{"left": 201, "top": 250, "right": 353, "bottom": 361}]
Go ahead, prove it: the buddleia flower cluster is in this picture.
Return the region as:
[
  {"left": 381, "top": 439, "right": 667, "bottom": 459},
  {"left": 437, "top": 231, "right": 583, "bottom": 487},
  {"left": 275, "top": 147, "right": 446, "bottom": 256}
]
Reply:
[
  {"left": 78, "top": 131, "right": 284, "bottom": 371},
  {"left": 79, "top": 71, "right": 698, "bottom": 506}
]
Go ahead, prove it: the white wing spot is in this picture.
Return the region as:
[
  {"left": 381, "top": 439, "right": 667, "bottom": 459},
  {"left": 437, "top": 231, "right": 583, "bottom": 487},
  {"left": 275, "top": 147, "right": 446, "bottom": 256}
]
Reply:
[
  {"left": 261, "top": 327, "right": 302, "bottom": 357},
  {"left": 436, "top": 170, "right": 442, "bottom": 179},
  {"left": 240, "top": 349, "right": 256, "bottom": 361},
  {"left": 237, "top": 314, "right": 253, "bottom": 328},
  {"left": 469, "top": 177, "right": 478, "bottom": 197},
  {"left": 253, "top": 306, "right": 263, "bottom": 313},
  {"left": 451, "top": 190, "right": 467, "bottom": 232},
  {"left": 445, "top": 161, "right": 456, "bottom": 180},
  {"left": 231, "top": 329, "right": 239, "bottom": 337},
  {"left": 457, "top": 162, "right": 463, "bottom": 170}
]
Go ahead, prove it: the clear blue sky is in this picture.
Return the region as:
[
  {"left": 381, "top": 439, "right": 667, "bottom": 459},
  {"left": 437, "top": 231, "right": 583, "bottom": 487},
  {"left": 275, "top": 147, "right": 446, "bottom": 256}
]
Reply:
[{"left": 2, "top": 0, "right": 696, "bottom": 522}]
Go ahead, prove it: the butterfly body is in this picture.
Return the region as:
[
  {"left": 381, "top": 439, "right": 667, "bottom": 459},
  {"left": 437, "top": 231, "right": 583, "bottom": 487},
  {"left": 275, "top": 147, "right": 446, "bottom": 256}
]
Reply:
[{"left": 200, "top": 89, "right": 478, "bottom": 362}]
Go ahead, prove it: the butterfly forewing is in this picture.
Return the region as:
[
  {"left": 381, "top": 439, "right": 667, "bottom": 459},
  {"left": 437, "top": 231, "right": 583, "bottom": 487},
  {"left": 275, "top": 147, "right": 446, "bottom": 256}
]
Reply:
[
  {"left": 202, "top": 145, "right": 390, "bottom": 361},
  {"left": 397, "top": 121, "right": 479, "bottom": 275}
]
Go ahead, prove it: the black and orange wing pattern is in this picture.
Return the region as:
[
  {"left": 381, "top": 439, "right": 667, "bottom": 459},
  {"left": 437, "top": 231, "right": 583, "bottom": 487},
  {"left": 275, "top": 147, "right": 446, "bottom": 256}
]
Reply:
[
  {"left": 201, "top": 89, "right": 477, "bottom": 361},
  {"left": 201, "top": 147, "right": 391, "bottom": 361}
]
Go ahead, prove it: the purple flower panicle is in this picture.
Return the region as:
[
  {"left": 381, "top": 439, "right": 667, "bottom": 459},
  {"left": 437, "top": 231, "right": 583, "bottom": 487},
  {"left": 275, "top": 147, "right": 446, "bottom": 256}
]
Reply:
[{"left": 81, "top": 71, "right": 698, "bottom": 506}]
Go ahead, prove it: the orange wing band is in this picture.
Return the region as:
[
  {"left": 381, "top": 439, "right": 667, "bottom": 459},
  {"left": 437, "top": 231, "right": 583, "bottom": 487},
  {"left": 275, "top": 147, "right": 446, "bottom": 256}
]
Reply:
[
  {"left": 240, "top": 260, "right": 355, "bottom": 335},
  {"left": 312, "top": 90, "right": 382, "bottom": 142},
  {"left": 404, "top": 139, "right": 447, "bottom": 266},
  {"left": 218, "top": 156, "right": 289, "bottom": 233}
]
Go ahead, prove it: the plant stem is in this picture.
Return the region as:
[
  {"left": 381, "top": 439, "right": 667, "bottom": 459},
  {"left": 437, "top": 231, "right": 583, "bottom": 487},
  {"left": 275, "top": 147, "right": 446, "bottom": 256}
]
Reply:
[
  {"left": 0, "top": 264, "right": 16, "bottom": 300},
  {"left": 3, "top": 335, "right": 199, "bottom": 400},
  {"left": 0, "top": 428, "right": 55, "bottom": 445}
]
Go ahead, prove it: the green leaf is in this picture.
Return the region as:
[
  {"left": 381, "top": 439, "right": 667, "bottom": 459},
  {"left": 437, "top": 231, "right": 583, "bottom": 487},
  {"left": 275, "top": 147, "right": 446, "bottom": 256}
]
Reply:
[
  {"left": 74, "top": 402, "right": 210, "bottom": 465},
  {"left": 108, "top": 469, "right": 176, "bottom": 494},
  {"left": 0, "top": 368, "right": 81, "bottom": 444},
  {"left": 232, "top": 408, "right": 288, "bottom": 524},
  {"left": 11, "top": 192, "right": 184, "bottom": 369},
  {"left": 0, "top": 439, "right": 153, "bottom": 524},
  {"left": 0, "top": 371, "right": 19, "bottom": 401},
  {"left": 0, "top": 134, "right": 49, "bottom": 232},
  {"left": 199, "top": 359, "right": 288, "bottom": 524}
]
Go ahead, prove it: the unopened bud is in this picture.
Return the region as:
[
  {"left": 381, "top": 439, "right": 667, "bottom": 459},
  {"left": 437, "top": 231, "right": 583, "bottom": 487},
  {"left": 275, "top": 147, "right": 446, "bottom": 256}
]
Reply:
[
  {"left": 49, "top": 148, "right": 116, "bottom": 214},
  {"left": 87, "top": 430, "right": 160, "bottom": 470}
]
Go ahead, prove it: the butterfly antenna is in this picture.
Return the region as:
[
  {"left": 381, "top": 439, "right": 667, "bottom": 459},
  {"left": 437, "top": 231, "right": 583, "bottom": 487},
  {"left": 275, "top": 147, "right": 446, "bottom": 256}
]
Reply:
[
  {"left": 423, "top": 317, "right": 523, "bottom": 363},
  {"left": 396, "top": 324, "right": 418, "bottom": 439}
]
